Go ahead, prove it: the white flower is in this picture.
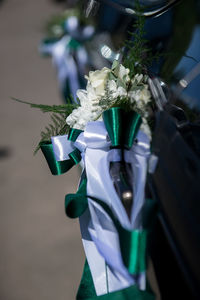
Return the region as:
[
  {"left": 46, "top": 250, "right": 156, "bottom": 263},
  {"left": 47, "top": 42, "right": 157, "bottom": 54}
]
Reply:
[
  {"left": 118, "top": 64, "right": 130, "bottom": 83},
  {"left": 66, "top": 64, "right": 152, "bottom": 132},
  {"left": 107, "top": 79, "right": 117, "bottom": 92},
  {"left": 86, "top": 67, "right": 110, "bottom": 97},
  {"left": 140, "top": 87, "right": 151, "bottom": 104},
  {"left": 117, "top": 86, "right": 127, "bottom": 98},
  {"left": 128, "top": 85, "right": 151, "bottom": 106},
  {"left": 113, "top": 64, "right": 130, "bottom": 83}
]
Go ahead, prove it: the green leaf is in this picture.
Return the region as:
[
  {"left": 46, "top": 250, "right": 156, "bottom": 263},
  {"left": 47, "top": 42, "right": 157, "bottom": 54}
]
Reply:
[
  {"left": 111, "top": 60, "right": 119, "bottom": 70},
  {"left": 108, "top": 72, "right": 117, "bottom": 81}
]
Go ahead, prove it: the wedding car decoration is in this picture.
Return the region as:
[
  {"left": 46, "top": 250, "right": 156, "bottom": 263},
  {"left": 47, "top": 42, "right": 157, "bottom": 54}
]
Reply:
[
  {"left": 14, "top": 11, "right": 157, "bottom": 299},
  {"left": 37, "top": 59, "right": 155, "bottom": 300}
]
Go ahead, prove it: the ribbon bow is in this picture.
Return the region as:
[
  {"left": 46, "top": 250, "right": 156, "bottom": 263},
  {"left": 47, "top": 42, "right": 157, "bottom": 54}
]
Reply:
[{"left": 40, "top": 107, "right": 142, "bottom": 175}]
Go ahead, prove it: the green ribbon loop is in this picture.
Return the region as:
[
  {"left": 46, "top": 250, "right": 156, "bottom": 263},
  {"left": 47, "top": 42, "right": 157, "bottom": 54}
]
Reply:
[
  {"left": 65, "top": 177, "right": 88, "bottom": 218},
  {"left": 68, "top": 128, "right": 83, "bottom": 142},
  {"left": 40, "top": 142, "right": 74, "bottom": 175},
  {"left": 103, "top": 107, "right": 123, "bottom": 148},
  {"left": 40, "top": 128, "right": 83, "bottom": 175},
  {"left": 123, "top": 111, "right": 142, "bottom": 149},
  {"left": 103, "top": 108, "right": 142, "bottom": 149}
]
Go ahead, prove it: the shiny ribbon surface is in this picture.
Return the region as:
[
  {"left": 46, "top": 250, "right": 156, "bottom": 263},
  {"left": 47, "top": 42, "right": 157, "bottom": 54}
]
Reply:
[
  {"left": 103, "top": 108, "right": 142, "bottom": 148},
  {"left": 40, "top": 142, "right": 74, "bottom": 175}
]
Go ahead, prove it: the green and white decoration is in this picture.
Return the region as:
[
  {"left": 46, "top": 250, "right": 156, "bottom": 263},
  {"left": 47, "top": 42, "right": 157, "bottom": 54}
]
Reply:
[
  {"left": 37, "top": 58, "right": 155, "bottom": 299},
  {"left": 15, "top": 9, "right": 158, "bottom": 299}
]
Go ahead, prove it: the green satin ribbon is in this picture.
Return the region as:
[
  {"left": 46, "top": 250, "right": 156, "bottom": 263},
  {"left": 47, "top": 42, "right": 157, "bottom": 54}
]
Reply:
[
  {"left": 69, "top": 148, "right": 82, "bottom": 165},
  {"left": 103, "top": 107, "right": 123, "bottom": 148},
  {"left": 65, "top": 177, "right": 88, "bottom": 218},
  {"left": 40, "top": 142, "right": 74, "bottom": 175},
  {"left": 68, "top": 128, "right": 83, "bottom": 142},
  {"left": 103, "top": 108, "right": 142, "bottom": 149},
  {"left": 40, "top": 128, "right": 83, "bottom": 175},
  {"left": 123, "top": 111, "right": 142, "bottom": 149},
  {"left": 77, "top": 260, "right": 155, "bottom": 300}
]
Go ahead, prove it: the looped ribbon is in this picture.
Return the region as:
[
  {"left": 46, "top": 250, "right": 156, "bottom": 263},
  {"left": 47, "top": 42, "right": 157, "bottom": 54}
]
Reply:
[
  {"left": 40, "top": 108, "right": 141, "bottom": 175},
  {"left": 40, "top": 128, "right": 83, "bottom": 176}
]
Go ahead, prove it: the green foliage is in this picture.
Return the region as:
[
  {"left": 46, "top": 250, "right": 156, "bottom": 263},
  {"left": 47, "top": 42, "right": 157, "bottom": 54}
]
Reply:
[
  {"left": 11, "top": 97, "right": 77, "bottom": 114},
  {"left": 34, "top": 113, "right": 70, "bottom": 155},
  {"left": 122, "top": 1, "right": 160, "bottom": 78},
  {"left": 11, "top": 97, "right": 77, "bottom": 154}
]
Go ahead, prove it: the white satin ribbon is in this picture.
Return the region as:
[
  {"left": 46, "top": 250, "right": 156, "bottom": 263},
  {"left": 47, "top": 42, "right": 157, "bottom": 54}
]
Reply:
[{"left": 51, "top": 121, "right": 110, "bottom": 161}]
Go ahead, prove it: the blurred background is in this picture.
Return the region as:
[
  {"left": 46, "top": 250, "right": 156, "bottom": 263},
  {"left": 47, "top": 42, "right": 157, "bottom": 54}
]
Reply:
[{"left": 0, "top": 1, "right": 84, "bottom": 299}]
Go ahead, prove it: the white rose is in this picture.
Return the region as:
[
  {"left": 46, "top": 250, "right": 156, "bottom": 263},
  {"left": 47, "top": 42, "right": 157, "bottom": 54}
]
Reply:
[{"left": 86, "top": 67, "right": 110, "bottom": 97}]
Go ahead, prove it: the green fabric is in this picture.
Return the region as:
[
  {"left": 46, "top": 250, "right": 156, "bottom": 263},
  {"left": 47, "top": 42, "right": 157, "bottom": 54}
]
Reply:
[
  {"left": 76, "top": 260, "right": 97, "bottom": 300},
  {"left": 87, "top": 285, "right": 155, "bottom": 300},
  {"left": 65, "top": 177, "right": 88, "bottom": 218},
  {"left": 68, "top": 38, "right": 81, "bottom": 50},
  {"left": 118, "top": 227, "right": 147, "bottom": 274},
  {"left": 40, "top": 142, "right": 74, "bottom": 175},
  {"left": 103, "top": 108, "right": 142, "bottom": 149},
  {"left": 68, "top": 128, "right": 83, "bottom": 142},
  {"left": 69, "top": 148, "right": 82, "bottom": 165},
  {"left": 40, "top": 128, "right": 83, "bottom": 175},
  {"left": 77, "top": 261, "right": 155, "bottom": 300},
  {"left": 103, "top": 107, "right": 123, "bottom": 148},
  {"left": 123, "top": 111, "right": 142, "bottom": 149}
]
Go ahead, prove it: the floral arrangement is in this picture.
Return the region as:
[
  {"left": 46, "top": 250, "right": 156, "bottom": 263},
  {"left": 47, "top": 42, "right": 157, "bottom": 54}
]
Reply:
[{"left": 66, "top": 61, "right": 152, "bottom": 138}]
